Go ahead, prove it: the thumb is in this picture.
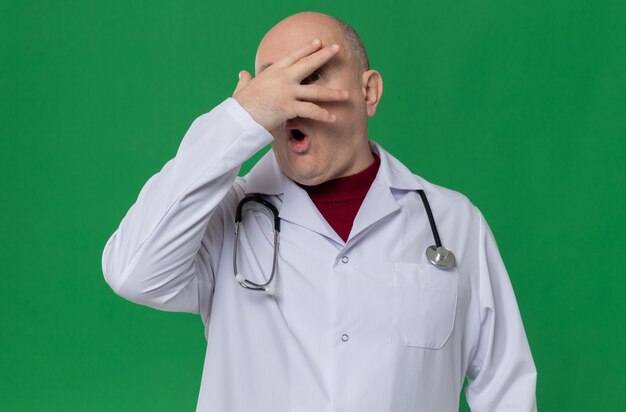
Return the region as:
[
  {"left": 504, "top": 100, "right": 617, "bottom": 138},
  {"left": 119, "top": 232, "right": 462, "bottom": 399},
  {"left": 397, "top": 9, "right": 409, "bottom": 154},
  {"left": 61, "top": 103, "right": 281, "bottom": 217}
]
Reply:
[{"left": 233, "top": 70, "right": 252, "bottom": 95}]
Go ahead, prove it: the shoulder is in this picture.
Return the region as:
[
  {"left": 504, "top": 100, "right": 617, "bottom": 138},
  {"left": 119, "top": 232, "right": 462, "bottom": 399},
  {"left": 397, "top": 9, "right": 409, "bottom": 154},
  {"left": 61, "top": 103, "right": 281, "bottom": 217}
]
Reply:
[
  {"left": 416, "top": 175, "right": 476, "bottom": 212},
  {"left": 414, "top": 175, "right": 482, "bottom": 228},
  {"left": 374, "top": 140, "right": 482, "bottom": 225},
  {"left": 211, "top": 177, "right": 248, "bottom": 224}
]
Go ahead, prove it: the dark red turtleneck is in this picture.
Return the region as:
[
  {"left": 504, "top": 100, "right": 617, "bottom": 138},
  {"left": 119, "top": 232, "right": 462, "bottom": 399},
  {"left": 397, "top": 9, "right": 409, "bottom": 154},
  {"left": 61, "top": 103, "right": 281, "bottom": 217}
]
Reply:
[{"left": 298, "top": 153, "right": 381, "bottom": 242}]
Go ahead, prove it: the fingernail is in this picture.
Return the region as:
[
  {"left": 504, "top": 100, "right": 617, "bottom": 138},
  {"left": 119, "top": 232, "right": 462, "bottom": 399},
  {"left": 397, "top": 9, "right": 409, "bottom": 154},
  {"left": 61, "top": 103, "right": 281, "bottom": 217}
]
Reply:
[
  {"left": 238, "top": 71, "right": 241, "bottom": 80},
  {"left": 312, "top": 39, "right": 321, "bottom": 46},
  {"left": 331, "top": 44, "right": 340, "bottom": 51}
]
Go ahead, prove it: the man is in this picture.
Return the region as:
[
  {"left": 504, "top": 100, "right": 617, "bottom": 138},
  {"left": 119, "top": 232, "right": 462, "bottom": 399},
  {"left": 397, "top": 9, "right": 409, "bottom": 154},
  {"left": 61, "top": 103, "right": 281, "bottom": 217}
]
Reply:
[{"left": 102, "top": 11, "right": 537, "bottom": 411}]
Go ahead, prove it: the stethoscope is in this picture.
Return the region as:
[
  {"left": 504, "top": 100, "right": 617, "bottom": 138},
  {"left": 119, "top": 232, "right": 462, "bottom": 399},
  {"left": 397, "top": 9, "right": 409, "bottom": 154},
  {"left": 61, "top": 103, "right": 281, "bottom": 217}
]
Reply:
[{"left": 233, "top": 190, "right": 456, "bottom": 295}]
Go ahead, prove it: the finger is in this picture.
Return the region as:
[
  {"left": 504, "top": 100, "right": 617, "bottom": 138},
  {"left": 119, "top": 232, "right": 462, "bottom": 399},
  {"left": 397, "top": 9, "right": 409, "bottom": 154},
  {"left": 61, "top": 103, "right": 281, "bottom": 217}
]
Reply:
[
  {"left": 294, "top": 85, "right": 349, "bottom": 102},
  {"left": 275, "top": 38, "right": 322, "bottom": 69},
  {"left": 290, "top": 43, "right": 340, "bottom": 81},
  {"left": 233, "top": 70, "right": 252, "bottom": 94},
  {"left": 293, "top": 101, "right": 336, "bottom": 123}
]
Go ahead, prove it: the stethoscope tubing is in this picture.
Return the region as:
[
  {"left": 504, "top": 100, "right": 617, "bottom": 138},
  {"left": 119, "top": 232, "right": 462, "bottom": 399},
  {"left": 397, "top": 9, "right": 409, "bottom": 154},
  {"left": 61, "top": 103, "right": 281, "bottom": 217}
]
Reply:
[
  {"left": 417, "top": 190, "right": 442, "bottom": 248},
  {"left": 233, "top": 195, "right": 281, "bottom": 294},
  {"left": 233, "top": 189, "right": 456, "bottom": 294}
]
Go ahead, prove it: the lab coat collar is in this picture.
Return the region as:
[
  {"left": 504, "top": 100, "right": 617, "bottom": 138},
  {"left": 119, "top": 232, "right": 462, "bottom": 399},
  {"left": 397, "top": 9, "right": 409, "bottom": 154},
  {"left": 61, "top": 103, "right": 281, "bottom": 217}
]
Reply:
[
  {"left": 348, "top": 141, "right": 423, "bottom": 241},
  {"left": 369, "top": 141, "right": 423, "bottom": 191},
  {"left": 243, "top": 149, "right": 287, "bottom": 196},
  {"left": 243, "top": 140, "right": 423, "bottom": 243},
  {"left": 243, "top": 149, "right": 340, "bottom": 242}
]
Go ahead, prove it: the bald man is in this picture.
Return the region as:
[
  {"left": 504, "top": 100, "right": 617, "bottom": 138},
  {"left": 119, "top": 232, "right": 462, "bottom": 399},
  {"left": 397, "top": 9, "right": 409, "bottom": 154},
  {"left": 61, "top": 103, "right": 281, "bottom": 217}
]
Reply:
[{"left": 103, "top": 12, "right": 537, "bottom": 412}]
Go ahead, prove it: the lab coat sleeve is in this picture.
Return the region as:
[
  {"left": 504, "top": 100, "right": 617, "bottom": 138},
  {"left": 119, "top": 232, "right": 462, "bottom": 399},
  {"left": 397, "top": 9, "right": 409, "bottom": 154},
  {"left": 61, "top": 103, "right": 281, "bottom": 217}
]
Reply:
[
  {"left": 101, "top": 97, "right": 273, "bottom": 314},
  {"left": 465, "top": 210, "right": 537, "bottom": 411}
]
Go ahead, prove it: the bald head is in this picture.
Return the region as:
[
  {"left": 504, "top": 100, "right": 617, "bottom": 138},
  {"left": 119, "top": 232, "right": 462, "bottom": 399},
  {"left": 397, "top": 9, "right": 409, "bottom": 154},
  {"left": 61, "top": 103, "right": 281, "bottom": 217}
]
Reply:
[
  {"left": 329, "top": 15, "right": 370, "bottom": 71},
  {"left": 256, "top": 12, "right": 370, "bottom": 74}
]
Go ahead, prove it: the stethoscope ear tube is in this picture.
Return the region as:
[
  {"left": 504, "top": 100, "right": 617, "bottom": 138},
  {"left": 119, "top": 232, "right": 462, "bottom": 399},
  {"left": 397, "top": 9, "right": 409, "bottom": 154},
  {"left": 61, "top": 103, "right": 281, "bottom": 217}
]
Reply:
[
  {"left": 235, "top": 195, "right": 281, "bottom": 231},
  {"left": 233, "top": 195, "right": 281, "bottom": 294}
]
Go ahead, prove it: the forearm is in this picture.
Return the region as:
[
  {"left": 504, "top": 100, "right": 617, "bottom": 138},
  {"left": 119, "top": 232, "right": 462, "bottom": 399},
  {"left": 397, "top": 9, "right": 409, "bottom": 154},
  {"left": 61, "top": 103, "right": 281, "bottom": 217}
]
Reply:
[
  {"left": 101, "top": 97, "right": 272, "bottom": 312},
  {"left": 465, "top": 211, "right": 537, "bottom": 411}
]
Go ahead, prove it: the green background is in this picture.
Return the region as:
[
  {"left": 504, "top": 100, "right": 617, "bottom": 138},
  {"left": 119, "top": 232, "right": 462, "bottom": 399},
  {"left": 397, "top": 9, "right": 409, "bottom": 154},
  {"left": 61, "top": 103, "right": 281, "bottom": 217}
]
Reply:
[{"left": 2, "top": 0, "right": 624, "bottom": 410}]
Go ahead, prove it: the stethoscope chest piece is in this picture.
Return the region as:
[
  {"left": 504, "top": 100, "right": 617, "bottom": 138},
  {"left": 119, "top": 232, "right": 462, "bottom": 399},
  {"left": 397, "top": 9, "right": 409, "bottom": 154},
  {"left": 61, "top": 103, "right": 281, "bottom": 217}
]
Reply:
[{"left": 426, "top": 245, "right": 456, "bottom": 269}]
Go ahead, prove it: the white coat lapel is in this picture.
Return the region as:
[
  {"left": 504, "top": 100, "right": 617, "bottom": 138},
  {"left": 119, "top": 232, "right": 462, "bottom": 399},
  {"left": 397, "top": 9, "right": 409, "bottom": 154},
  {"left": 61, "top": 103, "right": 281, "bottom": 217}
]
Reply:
[
  {"left": 348, "top": 178, "right": 400, "bottom": 241},
  {"left": 243, "top": 150, "right": 343, "bottom": 243},
  {"left": 349, "top": 142, "right": 424, "bottom": 242},
  {"left": 279, "top": 181, "right": 343, "bottom": 242}
]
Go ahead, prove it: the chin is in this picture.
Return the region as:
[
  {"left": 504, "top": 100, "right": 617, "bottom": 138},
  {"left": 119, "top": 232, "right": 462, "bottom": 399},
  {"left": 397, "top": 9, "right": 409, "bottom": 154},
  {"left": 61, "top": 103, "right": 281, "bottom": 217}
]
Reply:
[
  {"left": 290, "top": 173, "right": 324, "bottom": 186},
  {"left": 275, "top": 148, "right": 334, "bottom": 186},
  {"left": 288, "top": 165, "right": 329, "bottom": 186},
  {"left": 293, "top": 176, "right": 326, "bottom": 186}
]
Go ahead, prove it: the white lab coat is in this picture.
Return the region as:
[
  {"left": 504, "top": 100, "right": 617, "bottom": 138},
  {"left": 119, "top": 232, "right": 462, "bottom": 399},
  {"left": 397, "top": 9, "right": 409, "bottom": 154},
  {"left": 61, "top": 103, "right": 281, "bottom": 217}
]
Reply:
[{"left": 102, "top": 97, "right": 537, "bottom": 411}]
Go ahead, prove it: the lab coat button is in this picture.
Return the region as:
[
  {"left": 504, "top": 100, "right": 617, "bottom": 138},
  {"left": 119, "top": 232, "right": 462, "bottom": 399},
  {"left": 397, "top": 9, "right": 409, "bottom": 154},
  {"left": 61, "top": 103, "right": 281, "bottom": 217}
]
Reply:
[
  {"left": 341, "top": 256, "right": 349, "bottom": 264},
  {"left": 341, "top": 334, "right": 349, "bottom": 342}
]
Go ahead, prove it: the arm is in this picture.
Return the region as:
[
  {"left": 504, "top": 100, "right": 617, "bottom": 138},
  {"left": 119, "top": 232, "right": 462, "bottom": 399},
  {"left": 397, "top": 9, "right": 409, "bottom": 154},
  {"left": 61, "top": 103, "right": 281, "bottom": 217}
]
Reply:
[
  {"left": 101, "top": 98, "right": 272, "bottom": 314},
  {"left": 102, "top": 39, "right": 349, "bottom": 315},
  {"left": 465, "top": 211, "right": 537, "bottom": 411}
]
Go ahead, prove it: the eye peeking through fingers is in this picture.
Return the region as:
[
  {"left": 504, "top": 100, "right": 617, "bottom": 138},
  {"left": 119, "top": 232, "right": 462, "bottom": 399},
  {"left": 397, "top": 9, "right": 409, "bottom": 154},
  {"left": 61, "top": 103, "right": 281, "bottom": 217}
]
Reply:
[{"left": 301, "top": 70, "right": 323, "bottom": 85}]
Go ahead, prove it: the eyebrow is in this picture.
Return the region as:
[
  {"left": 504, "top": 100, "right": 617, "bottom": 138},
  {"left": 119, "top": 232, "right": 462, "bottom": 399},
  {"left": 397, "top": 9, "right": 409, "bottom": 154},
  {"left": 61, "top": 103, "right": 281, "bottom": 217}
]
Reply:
[{"left": 258, "top": 63, "right": 273, "bottom": 73}]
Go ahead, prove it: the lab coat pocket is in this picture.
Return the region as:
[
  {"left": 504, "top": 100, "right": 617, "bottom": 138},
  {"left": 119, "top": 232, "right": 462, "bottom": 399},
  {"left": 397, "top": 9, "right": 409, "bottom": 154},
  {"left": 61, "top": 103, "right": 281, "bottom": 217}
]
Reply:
[{"left": 392, "top": 263, "right": 458, "bottom": 349}]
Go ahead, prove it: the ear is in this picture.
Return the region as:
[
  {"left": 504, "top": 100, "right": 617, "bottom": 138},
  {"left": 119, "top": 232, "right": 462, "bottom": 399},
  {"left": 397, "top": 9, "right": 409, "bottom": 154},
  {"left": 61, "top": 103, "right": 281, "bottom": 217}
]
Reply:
[{"left": 360, "top": 70, "right": 383, "bottom": 117}]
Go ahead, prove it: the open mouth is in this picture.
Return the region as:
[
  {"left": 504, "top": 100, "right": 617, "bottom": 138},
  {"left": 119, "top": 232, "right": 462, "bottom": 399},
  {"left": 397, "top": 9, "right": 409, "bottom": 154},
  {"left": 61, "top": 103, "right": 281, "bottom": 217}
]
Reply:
[
  {"left": 287, "top": 127, "right": 310, "bottom": 153},
  {"left": 291, "top": 128, "right": 306, "bottom": 141}
]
